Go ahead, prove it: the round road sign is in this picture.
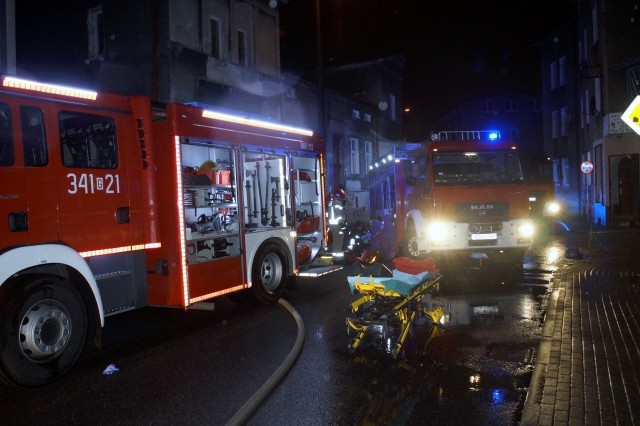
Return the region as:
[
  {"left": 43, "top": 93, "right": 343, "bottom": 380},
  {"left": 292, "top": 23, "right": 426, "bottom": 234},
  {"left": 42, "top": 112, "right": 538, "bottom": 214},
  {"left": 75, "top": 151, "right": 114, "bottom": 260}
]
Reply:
[{"left": 580, "top": 161, "right": 594, "bottom": 174}]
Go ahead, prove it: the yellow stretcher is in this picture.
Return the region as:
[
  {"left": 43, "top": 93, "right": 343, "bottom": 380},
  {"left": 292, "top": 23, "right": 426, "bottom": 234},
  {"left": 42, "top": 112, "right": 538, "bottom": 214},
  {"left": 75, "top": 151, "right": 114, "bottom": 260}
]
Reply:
[{"left": 346, "top": 270, "right": 444, "bottom": 359}]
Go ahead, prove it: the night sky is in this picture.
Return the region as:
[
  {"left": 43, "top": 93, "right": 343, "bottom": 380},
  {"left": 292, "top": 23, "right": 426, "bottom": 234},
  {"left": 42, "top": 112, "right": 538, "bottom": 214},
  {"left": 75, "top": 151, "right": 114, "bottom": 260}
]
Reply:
[
  {"left": 279, "top": 0, "right": 573, "bottom": 137},
  {"left": 14, "top": 0, "right": 573, "bottom": 139}
]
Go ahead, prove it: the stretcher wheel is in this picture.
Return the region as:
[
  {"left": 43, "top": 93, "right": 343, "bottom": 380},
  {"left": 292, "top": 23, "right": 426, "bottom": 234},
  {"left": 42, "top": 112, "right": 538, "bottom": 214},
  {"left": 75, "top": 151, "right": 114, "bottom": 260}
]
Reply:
[{"left": 391, "top": 348, "right": 405, "bottom": 360}]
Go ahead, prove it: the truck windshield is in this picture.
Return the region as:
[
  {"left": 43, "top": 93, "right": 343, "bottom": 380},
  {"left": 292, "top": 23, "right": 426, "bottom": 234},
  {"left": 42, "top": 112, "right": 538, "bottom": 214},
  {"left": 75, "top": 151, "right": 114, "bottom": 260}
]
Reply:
[{"left": 433, "top": 150, "right": 524, "bottom": 186}]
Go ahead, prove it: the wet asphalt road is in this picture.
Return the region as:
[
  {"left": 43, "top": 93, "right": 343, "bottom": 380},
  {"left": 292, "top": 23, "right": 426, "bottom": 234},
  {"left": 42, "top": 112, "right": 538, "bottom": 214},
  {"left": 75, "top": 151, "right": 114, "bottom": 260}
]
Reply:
[{"left": 0, "top": 228, "right": 566, "bottom": 425}]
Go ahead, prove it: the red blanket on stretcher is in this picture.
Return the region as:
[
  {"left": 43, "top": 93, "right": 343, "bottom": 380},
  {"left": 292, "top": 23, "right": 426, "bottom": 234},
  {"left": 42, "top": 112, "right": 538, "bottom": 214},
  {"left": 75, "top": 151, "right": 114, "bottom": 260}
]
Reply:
[{"left": 392, "top": 257, "right": 438, "bottom": 275}]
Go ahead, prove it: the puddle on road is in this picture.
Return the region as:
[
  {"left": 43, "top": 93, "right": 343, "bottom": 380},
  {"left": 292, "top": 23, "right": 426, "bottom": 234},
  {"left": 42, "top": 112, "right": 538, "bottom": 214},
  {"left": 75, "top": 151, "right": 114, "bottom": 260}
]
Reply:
[
  {"left": 342, "top": 330, "right": 531, "bottom": 426},
  {"left": 340, "top": 280, "right": 548, "bottom": 425},
  {"left": 337, "top": 237, "right": 567, "bottom": 425}
]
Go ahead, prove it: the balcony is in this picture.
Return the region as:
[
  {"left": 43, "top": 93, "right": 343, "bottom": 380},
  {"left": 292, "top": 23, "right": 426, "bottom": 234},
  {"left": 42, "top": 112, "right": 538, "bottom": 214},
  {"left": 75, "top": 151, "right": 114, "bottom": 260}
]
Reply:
[{"left": 603, "top": 113, "right": 631, "bottom": 137}]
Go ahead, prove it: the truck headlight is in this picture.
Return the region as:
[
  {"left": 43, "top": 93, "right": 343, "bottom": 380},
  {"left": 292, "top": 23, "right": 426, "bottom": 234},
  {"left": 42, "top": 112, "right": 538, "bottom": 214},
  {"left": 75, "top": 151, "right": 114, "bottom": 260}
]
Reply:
[
  {"left": 518, "top": 222, "right": 535, "bottom": 238},
  {"left": 427, "top": 221, "right": 448, "bottom": 243},
  {"left": 544, "top": 201, "right": 561, "bottom": 216}
]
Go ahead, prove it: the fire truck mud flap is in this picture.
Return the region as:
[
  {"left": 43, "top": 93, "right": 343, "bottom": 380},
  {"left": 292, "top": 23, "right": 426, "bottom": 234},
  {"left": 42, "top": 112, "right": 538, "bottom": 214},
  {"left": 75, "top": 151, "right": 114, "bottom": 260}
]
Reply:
[{"left": 0, "top": 275, "right": 88, "bottom": 386}]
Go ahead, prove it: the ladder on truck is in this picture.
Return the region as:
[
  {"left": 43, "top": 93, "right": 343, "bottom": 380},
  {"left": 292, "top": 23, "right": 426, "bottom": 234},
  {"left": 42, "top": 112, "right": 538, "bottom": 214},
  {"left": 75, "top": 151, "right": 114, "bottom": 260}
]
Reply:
[{"left": 434, "top": 130, "right": 501, "bottom": 141}]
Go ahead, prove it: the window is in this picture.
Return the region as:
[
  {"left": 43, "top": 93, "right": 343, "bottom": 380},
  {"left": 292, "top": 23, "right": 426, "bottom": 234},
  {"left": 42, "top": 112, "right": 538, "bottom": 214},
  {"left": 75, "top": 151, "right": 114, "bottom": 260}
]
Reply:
[
  {"left": 558, "top": 56, "right": 567, "bottom": 86},
  {"left": 551, "top": 110, "right": 560, "bottom": 138},
  {"left": 553, "top": 159, "right": 562, "bottom": 187},
  {"left": 631, "top": 67, "right": 640, "bottom": 96},
  {"left": 433, "top": 151, "right": 524, "bottom": 186},
  {"left": 0, "top": 103, "right": 14, "bottom": 166},
  {"left": 594, "top": 77, "right": 601, "bottom": 114},
  {"left": 87, "top": 6, "right": 104, "bottom": 61},
  {"left": 578, "top": 40, "right": 583, "bottom": 64},
  {"left": 529, "top": 99, "right": 541, "bottom": 111},
  {"left": 551, "top": 56, "right": 567, "bottom": 89},
  {"left": 210, "top": 19, "right": 221, "bottom": 59},
  {"left": 579, "top": 93, "right": 585, "bottom": 128},
  {"left": 408, "top": 155, "right": 428, "bottom": 184},
  {"left": 550, "top": 61, "right": 557, "bottom": 90},
  {"left": 504, "top": 100, "right": 517, "bottom": 112},
  {"left": 390, "top": 94, "right": 397, "bottom": 121},
  {"left": 364, "top": 113, "right": 372, "bottom": 123},
  {"left": 20, "top": 106, "right": 47, "bottom": 167},
  {"left": 364, "top": 140, "right": 372, "bottom": 174},
  {"left": 592, "top": 4, "right": 599, "bottom": 44},
  {"left": 352, "top": 109, "right": 360, "bottom": 120},
  {"left": 584, "top": 89, "right": 590, "bottom": 125},
  {"left": 59, "top": 111, "right": 117, "bottom": 168},
  {"left": 238, "top": 30, "right": 248, "bottom": 66},
  {"left": 481, "top": 100, "right": 495, "bottom": 113},
  {"left": 350, "top": 137, "right": 360, "bottom": 175},
  {"left": 561, "top": 158, "right": 570, "bottom": 188},
  {"left": 560, "top": 106, "right": 569, "bottom": 137}
]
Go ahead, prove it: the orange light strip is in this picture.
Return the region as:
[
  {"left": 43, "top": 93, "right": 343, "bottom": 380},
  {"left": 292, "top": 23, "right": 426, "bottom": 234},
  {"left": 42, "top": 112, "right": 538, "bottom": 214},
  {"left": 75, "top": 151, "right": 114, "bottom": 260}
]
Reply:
[
  {"left": 189, "top": 284, "right": 248, "bottom": 304},
  {"left": 3, "top": 76, "right": 98, "bottom": 100},
  {"left": 174, "top": 136, "right": 190, "bottom": 306},
  {"left": 79, "top": 242, "right": 161, "bottom": 258},
  {"left": 319, "top": 153, "right": 329, "bottom": 247},
  {"left": 202, "top": 110, "right": 313, "bottom": 136},
  {"left": 277, "top": 159, "right": 287, "bottom": 226}
]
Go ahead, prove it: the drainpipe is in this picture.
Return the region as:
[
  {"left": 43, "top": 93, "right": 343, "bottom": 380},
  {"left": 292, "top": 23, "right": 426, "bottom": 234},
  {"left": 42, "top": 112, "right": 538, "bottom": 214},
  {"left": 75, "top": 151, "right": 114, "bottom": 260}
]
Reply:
[
  {"left": 315, "top": 0, "right": 325, "bottom": 142},
  {"left": 1, "top": 0, "right": 16, "bottom": 75}
]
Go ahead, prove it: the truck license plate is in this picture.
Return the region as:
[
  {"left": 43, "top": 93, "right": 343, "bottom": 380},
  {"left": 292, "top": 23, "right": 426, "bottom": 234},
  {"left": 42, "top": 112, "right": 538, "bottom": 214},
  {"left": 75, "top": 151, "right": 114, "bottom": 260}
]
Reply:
[
  {"left": 471, "top": 233, "right": 497, "bottom": 240},
  {"left": 470, "top": 252, "right": 489, "bottom": 259}
]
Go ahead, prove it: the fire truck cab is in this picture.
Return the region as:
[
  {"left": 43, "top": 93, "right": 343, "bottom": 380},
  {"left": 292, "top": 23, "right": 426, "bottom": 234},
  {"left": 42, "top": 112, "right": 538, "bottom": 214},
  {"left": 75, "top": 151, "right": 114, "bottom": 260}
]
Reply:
[
  {"left": 0, "top": 76, "right": 336, "bottom": 386},
  {"left": 522, "top": 155, "right": 561, "bottom": 223},
  {"left": 392, "top": 131, "right": 534, "bottom": 269}
]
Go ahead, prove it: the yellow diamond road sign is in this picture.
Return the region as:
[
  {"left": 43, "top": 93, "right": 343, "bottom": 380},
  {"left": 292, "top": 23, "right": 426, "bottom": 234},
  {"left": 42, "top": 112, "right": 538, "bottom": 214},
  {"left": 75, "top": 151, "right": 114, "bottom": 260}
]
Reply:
[{"left": 621, "top": 96, "right": 640, "bottom": 135}]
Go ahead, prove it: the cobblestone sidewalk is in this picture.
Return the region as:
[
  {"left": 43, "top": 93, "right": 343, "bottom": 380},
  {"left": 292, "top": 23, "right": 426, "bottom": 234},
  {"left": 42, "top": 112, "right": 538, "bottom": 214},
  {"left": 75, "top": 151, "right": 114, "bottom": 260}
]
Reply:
[{"left": 521, "top": 223, "right": 640, "bottom": 425}]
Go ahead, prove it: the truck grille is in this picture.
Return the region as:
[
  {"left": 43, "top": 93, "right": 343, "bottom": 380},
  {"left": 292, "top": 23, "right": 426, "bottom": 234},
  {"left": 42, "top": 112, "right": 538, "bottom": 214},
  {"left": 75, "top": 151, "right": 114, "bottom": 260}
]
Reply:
[{"left": 455, "top": 202, "right": 509, "bottom": 220}]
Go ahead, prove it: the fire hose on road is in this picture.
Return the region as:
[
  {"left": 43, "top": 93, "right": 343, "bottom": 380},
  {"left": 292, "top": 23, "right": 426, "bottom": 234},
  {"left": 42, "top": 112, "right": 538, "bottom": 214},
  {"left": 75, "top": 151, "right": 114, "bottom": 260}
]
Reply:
[{"left": 225, "top": 298, "right": 305, "bottom": 426}]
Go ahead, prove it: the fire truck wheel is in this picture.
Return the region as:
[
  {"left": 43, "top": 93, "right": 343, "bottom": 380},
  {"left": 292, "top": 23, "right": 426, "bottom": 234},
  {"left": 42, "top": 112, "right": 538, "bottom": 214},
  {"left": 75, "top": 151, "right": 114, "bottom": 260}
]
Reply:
[
  {"left": 251, "top": 243, "right": 289, "bottom": 304},
  {"left": 0, "top": 276, "right": 87, "bottom": 386},
  {"left": 402, "top": 223, "right": 422, "bottom": 259}
]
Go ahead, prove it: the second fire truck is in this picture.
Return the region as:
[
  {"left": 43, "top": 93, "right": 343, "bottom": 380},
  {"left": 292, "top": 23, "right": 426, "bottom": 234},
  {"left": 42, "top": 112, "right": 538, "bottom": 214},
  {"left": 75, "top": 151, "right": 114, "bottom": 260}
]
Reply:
[
  {"left": 370, "top": 130, "right": 534, "bottom": 271},
  {"left": 0, "top": 76, "right": 337, "bottom": 386}
]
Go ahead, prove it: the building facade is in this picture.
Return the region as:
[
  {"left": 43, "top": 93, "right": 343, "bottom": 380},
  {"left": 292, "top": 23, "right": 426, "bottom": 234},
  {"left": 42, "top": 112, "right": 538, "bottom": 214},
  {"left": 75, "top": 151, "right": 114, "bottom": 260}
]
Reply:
[
  {"left": 540, "top": 0, "right": 640, "bottom": 225},
  {"left": 10, "top": 0, "right": 403, "bottom": 202},
  {"left": 319, "top": 57, "right": 405, "bottom": 194},
  {"left": 84, "top": 0, "right": 286, "bottom": 120}
]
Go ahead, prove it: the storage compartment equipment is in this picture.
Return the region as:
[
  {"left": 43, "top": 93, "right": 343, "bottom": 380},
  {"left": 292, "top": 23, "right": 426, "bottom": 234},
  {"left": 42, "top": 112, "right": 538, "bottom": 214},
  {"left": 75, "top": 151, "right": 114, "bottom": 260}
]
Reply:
[{"left": 181, "top": 143, "right": 240, "bottom": 263}]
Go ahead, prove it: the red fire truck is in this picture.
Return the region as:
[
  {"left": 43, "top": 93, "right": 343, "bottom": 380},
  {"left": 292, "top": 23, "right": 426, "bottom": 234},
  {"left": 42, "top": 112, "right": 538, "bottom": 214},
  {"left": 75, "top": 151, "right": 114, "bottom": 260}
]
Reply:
[
  {"left": 372, "top": 130, "right": 534, "bottom": 270},
  {"left": 522, "top": 155, "right": 561, "bottom": 224},
  {"left": 0, "top": 75, "right": 337, "bottom": 386}
]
